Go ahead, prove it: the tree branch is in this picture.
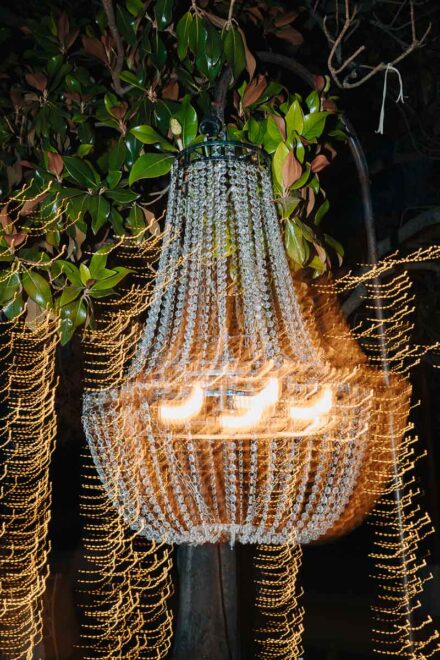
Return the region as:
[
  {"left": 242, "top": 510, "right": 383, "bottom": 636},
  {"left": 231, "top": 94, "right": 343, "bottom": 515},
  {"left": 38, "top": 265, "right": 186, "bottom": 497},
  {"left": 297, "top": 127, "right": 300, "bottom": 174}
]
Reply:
[{"left": 101, "top": 0, "right": 125, "bottom": 96}]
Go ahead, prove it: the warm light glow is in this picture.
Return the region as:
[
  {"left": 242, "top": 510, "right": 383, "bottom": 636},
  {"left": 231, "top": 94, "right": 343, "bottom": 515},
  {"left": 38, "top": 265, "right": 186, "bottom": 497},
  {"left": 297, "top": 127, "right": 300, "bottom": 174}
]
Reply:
[
  {"left": 289, "top": 386, "right": 333, "bottom": 421},
  {"left": 221, "top": 377, "right": 279, "bottom": 431},
  {"left": 159, "top": 384, "right": 204, "bottom": 424}
]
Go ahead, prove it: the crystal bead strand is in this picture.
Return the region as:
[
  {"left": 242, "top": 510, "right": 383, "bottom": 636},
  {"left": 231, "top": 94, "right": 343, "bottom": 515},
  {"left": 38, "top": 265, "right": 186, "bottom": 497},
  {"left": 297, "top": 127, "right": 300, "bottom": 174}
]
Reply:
[
  {"left": 128, "top": 162, "right": 182, "bottom": 377},
  {"left": 214, "top": 159, "right": 230, "bottom": 365},
  {"left": 179, "top": 161, "right": 207, "bottom": 367},
  {"left": 230, "top": 161, "right": 272, "bottom": 357},
  {"left": 247, "top": 164, "right": 281, "bottom": 361},
  {"left": 259, "top": 169, "right": 317, "bottom": 364}
]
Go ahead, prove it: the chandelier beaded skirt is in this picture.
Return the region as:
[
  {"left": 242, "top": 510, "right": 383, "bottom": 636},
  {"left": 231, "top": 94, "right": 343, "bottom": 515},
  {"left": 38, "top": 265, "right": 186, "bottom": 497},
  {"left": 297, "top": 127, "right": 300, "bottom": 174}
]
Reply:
[{"left": 83, "top": 142, "right": 410, "bottom": 545}]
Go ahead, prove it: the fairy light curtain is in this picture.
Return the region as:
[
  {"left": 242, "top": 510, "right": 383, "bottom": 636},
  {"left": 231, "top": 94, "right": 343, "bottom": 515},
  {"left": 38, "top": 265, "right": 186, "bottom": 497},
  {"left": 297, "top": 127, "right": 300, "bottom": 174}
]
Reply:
[{"left": 83, "top": 140, "right": 410, "bottom": 547}]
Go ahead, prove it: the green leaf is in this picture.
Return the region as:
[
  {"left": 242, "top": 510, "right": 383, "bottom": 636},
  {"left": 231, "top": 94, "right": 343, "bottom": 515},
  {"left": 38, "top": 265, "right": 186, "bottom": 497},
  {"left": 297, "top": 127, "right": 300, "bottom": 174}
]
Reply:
[
  {"left": 285, "top": 100, "right": 304, "bottom": 141},
  {"left": 119, "top": 70, "right": 146, "bottom": 90},
  {"left": 129, "top": 153, "right": 174, "bottom": 185},
  {"left": 109, "top": 140, "right": 127, "bottom": 170},
  {"left": 60, "top": 298, "right": 87, "bottom": 344},
  {"left": 272, "top": 142, "right": 289, "bottom": 188},
  {"left": 154, "top": 0, "right": 173, "bottom": 30},
  {"left": 174, "top": 99, "right": 198, "bottom": 147},
  {"left": 247, "top": 118, "right": 265, "bottom": 145},
  {"left": 284, "top": 218, "right": 308, "bottom": 266},
  {"left": 111, "top": 208, "right": 125, "bottom": 235},
  {"left": 151, "top": 32, "right": 167, "bottom": 69},
  {"left": 86, "top": 195, "right": 111, "bottom": 234},
  {"left": 278, "top": 195, "right": 300, "bottom": 219},
  {"left": 196, "top": 21, "right": 222, "bottom": 81},
  {"left": 77, "top": 143, "right": 93, "bottom": 158},
  {"left": 65, "top": 74, "right": 81, "bottom": 95},
  {"left": 223, "top": 27, "right": 245, "bottom": 80},
  {"left": 89, "top": 246, "right": 110, "bottom": 278},
  {"left": 116, "top": 5, "right": 136, "bottom": 45},
  {"left": 63, "top": 156, "right": 99, "bottom": 188},
  {"left": 153, "top": 100, "right": 178, "bottom": 136},
  {"left": 52, "top": 260, "right": 82, "bottom": 287},
  {"left": 79, "top": 263, "right": 92, "bottom": 286},
  {"left": 315, "top": 199, "right": 329, "bottom": 226},
  {"left": 189, "top": 15, "right": 206, "bottom": 53},
  {"left": 324, "top": 233, "right": 344, "bottom": 258},
  {"left": 127, "top": 205, "right": 145, "bottom": 234},
  {"left": 290, "top": 164, "right": 311, "bottom": 190},
  {"left": 176, "top": 11, "right": 193, "bottom": 60},
  {"left": 125, "top": 133, "right": 143, "bottom": 168},
  {"left": 22, "top": 270, "right": 53, "bottom": 308},
  {"left": 306, "top": 90, "right": 320, "bottom": 113},
  {"left": 59, "top": 286, "right": 81, "bottom": 307},
  {"left": 107, "top": 170, "right": 122, "bottom": 189},
  {"left": 263, "top": 116, "right": 282, "bottom": 154},
  {"left": 126, "top": 0, "right": 144, "bottom": 17},
  {"left": 3, "top": 295, "right": 24, "bottom": 320},
  {"left": 90, "top": 266, "right": 132, "bottom": 291},
  {"left": 105, "top": 188, "right": 140, "bottom": 203},
  {"left": 302, "top": 112, "right": 329, "bottom": 140},
  {"left": 66, "top": 193, "right": 88, "bottom": 223},
  {"left": 130, "top": 125, "right": 175, "bottom": 151},
  {"left": 0, "top": 272, "right": 21, "bottom": 306}
]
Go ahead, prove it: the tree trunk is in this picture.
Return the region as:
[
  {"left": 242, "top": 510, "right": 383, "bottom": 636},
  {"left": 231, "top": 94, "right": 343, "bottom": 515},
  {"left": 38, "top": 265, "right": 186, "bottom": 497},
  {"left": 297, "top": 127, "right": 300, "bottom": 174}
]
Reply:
[{"left": 172, "top": 544, "right": 240, "bottom": 660}]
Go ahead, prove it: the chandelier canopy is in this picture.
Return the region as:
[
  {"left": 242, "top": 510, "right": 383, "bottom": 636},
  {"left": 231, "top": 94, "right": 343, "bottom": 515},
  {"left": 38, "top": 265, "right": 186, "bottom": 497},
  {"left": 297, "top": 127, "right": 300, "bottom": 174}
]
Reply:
[{"left": 83, "top": 140, "right": 409, "bottom": 545}]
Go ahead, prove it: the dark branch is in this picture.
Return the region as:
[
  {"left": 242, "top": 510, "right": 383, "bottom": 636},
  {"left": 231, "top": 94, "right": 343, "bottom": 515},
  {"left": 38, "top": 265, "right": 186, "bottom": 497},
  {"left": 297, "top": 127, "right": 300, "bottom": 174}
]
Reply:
[{"left": 101, "top": 0, "right": 125, "bottom": 96}]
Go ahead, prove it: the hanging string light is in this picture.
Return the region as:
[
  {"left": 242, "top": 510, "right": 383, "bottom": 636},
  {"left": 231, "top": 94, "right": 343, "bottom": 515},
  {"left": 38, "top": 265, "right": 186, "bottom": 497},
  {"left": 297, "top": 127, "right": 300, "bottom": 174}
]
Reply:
[{"left": 82, "top": 138, "right": 410, "bottom": 548}]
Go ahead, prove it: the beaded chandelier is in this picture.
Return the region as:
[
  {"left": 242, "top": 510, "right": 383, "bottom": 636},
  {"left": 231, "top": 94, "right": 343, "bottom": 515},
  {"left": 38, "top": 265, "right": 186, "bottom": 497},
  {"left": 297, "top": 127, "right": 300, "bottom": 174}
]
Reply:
[{"left": 83, "top": 140, "right": 410, "bottom": 546}]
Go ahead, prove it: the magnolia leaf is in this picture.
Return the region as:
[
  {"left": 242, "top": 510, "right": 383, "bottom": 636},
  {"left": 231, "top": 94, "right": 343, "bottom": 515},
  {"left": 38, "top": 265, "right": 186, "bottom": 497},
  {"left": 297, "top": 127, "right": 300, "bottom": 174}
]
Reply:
[
  {"left": 274, "top": 10, "right": 299, "bottom": 28},
  {"left": 90, "top": 266, "right": 132, "bottom": 291},
  {"left": 63, "top": 156, "right": 98, "bottom": 187},
  {"left": 324, "top": 232, "right": 344, "bottom": 266},
  {"left": 60, "top": 298, "right": 87, "bottom": 344},
  {"left": 109, "top": 140, "right": 127, "bottom": 170},
  {"left": 176, "top": 12, "right": 193, "bottom": 60},
  {"left": 127, "top": 205, "right": 145, "bottom": 235},
  {"left": 311, "top": 154, "right": 330, "bottom": 173},
  {"left": 0, "top": 271, "right": 20, "bottom": 305},
  {"left": 87, "top": 195, "right": 111, "bottom": 234},
  {"left": 306, "top": 90, "right": 320, "bottom": 113},
  {"left": 47, "top": 151, "right": 64, "bottom": 177},
  {"left": 89, "top": 246, "right": 111, "bottom": 278},
  {"left": 106, "top": 170, "right": 122, "bottom": 189},
  {"left": 282, "top": 150, "right": 302, "bottom": 188},
  {"left": 284, "top": 218, "right": 307, "bottom": 266},
  {"left": 275, "top": 27, "right": 304, "bottom": 45},
  {"left": 22, "top": 270, "right": 53, "bottom": 308},
  {"left": 105, "top": 188, "right": 139, "bottom": 203},
  {"left": 315, "top": 198, "right": 330, "bottom": 225},
  {"left": 130, "top": 124, "right": 175, "bottom": 151},
  {"left": 272, "top": 142, "right": 289, "bottom": 188},
  {"left": 223, "top": 27, "right": 246, "bottom": 80},
  {"left": 154, "top": 0, "right": 173, "bottom": 30},
  {"left": 242, "top": 75, "right": 267, "bottom": 109},
  {"left": 237, "top": 27, "right": 256, "bottom": 80},
  {"left": 129, "top": 153, "right": 174, "bottom": 185},
  {"left": 3, "top": 294, "right": 24, "bottom": 320},
  {"left": 174, "top": 99, "right": 198, "bottom": 147},
  {"left": 302, "top": 112, "right": 330, "bottom": 140},
  {"left": 263, "top": 116, "right": 283, "bottom": 154},
  {"left": 79, "top": 263, "right": 92, "bottom": 286},
  {"left": 82, "top": 35, "right": 107, "bottom": 64},
  {"left": 59, "top": 286, "right": 81, "bottom": 307},
  {"left": 285, "top": 100, "right": 304, "bottom": 140}
]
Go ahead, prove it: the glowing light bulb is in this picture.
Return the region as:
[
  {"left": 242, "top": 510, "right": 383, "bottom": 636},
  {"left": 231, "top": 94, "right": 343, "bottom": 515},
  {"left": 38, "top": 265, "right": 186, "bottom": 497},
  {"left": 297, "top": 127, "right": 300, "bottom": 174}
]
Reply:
[
  {"left": 159, "top": 384, "right": 204, "bottom": 424},
  {"left": 221, "top": 377, "right": 279, "bottom": 432},
  {"left": 288, "top": 386, "right": 333, "bottom": 435}
]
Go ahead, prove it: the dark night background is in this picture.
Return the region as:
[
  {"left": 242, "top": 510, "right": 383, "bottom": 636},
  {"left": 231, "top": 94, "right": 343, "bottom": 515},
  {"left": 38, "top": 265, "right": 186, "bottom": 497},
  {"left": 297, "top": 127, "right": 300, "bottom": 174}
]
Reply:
[{"left": 1, "top": 0, "right": 440, "bottom": 658}]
